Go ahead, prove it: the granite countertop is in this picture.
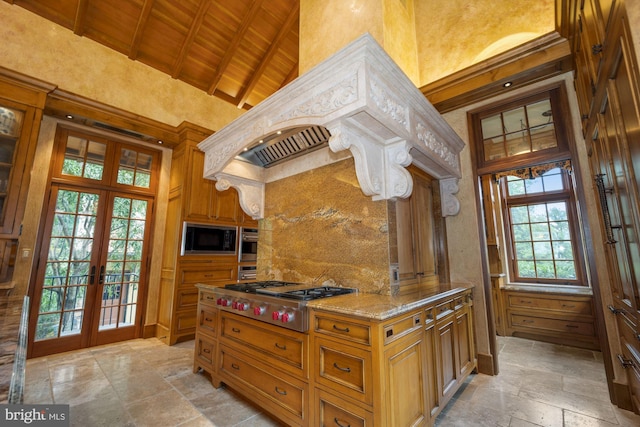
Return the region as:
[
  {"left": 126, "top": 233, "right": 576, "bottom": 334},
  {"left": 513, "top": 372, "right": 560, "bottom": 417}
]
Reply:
[
  {"left": 0, "top": 294, "right": 29, "bottom": 404},
  {"left": 306, "top": 283, "right": 474, "bottom": 321}
]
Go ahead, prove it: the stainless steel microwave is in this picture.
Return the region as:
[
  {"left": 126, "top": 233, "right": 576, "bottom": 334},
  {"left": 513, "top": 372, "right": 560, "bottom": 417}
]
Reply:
[{"left": 181, "top": 222, "right": 237, "bottom": 255}]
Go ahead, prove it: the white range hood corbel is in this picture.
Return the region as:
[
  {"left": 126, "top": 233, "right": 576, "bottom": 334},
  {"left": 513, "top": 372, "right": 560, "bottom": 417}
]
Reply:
[{"left": 198, "top": 33, "right": 465, "bottom": 220}]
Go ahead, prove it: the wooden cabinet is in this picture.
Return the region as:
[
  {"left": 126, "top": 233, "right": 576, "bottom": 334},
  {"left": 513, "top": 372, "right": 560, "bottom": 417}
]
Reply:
[
  {"left": 192, "top": 286, "right": 475, "bottom": 426},
  {"left": 310, "top": 288, "right": 475, "bottom": 427},
  {"left": 0, "top": 73, "right": 51, "bottom": 295},
  {"left": 502, "top": 290, "right": 599, "bottom": 350},
  {"left": 431, "top": 294, "right": 475, "bottom": 406},
  {"left": 216, "top": 310, "right": 310, "bottom": 426},
  {"left": 193, "top": 288, "right": 218, "bottom": 375},
  {"left": 395, "top": 167, "right": 443, "bottom": 292},
  {"left": 158, "top": 131, "right": 257, "bottom": 345},
  {"left": 184, "top": 148, "right": 241, "bottom": 224}
]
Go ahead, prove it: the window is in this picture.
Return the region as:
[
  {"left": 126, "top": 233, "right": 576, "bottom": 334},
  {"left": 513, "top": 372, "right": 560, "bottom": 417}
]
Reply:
[
  {"left": 472, "top": 85, "right": 588, "bottom": 287},
  {"left": 500, "top": 166, "right": 585, "bottom": 285}
]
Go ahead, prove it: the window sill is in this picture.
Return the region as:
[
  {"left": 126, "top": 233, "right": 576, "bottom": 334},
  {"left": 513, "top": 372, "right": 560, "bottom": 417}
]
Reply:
[{"left": 501, "top": 282, "right": 593, "bottom": 296}]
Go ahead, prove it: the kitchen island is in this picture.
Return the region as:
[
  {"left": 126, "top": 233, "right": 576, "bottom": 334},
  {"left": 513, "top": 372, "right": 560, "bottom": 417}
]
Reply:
[{"left": 193, "top": 283, "right": 476, "bottom": 426}]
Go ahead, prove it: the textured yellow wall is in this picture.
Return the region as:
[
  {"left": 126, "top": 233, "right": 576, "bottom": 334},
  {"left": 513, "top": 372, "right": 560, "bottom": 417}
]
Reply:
[
  {"left": 415, "top": 0, "right": 555, "bottom": 85},
  {"left": 0, "top": 2, "right": 242, "bottom": 131},
  {"left": 299, "top": 0, "right": 385, "bottom": 73},
  {"left": 259, "top": 158, "right": 393, "bottom": 294},
  {"left": 383, "top": 0, "right": 419, "bottom": 84}
]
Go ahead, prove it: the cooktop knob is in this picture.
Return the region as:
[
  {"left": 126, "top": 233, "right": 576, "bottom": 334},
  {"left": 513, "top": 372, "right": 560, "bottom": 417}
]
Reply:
[
  {"left": 282, "top": 312, "right": 295, "bottom": 323},
  {"left": 254, "top": 306, "right": 266, "bottom": 315},
  {"left": 237, "top": 302, "right": 248, "bottom": 311},
  {"left": 272, "top": 310, "right": 283, "bottom": 320}
]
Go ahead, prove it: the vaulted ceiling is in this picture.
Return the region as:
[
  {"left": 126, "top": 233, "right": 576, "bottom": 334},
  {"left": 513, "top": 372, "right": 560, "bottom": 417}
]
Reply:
[
  {"left": 7, "top": 0, "right": 573, "bottom": 124},
  {"left": 9, "top": 0, "right": 300, "bottom": 110}
]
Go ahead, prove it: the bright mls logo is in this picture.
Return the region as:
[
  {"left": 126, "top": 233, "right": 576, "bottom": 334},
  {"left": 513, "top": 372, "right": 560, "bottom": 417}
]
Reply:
[{"left": 1, "top": 405, "right": 69, "bottom": 426}]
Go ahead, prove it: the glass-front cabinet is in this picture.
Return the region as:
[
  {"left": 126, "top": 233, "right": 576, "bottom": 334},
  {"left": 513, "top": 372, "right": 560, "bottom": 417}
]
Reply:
[{"left": 0, "top": 104, "right": 25, "bottom": 228}]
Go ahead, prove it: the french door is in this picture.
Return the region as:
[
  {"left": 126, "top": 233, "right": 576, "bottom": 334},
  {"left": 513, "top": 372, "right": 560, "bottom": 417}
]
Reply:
[{"left": 28, "top": 127, "right": 159, "bottom": 357}]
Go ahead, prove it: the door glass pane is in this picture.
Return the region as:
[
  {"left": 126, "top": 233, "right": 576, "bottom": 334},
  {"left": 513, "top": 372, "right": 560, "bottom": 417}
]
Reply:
[
  {"left": 62, "top": 136, "right": 106, "bottom": 180},
  {"left": 117, "top": 148, "right": 153, "bottom": 189},
  {"left": 99, "top": 197, "right": 147, "bottom": 330},
  {"left": 35, "top": 189, "right": 98, "bottom": 341}
]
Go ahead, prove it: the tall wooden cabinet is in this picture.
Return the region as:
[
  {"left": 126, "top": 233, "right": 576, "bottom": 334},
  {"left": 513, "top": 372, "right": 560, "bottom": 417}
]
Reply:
[
  {"left": 571, "top": 0, "right": 640, "bottom": 413},
  {"left": 395, "top": 167, "right": 446, "bottom": 292},
  {"left": 157, "top": 125, "right": 257, "bottom": 345},
  {"left": 0, "top": 70, "right": 52, "bottom": 295}
]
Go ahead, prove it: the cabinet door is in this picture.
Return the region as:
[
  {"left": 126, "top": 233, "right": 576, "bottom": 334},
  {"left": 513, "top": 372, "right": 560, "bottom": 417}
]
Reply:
[
  {"left": 395, "top": 169, "right": 439, "bottom": 288},
  {"left": 455, "top": 300, "right": 475, "bottom": 378},
  {"left": 0, "top": 100, "right": 38, "bottom": 236},
  {"left": 436, "top": 311, "right": 458, "bottom": 401},
  {"left": 213, "top": 187, "right": 239, "bottom": 223},
  {"left": 384, "top": 333, "right": 427, "bottom": 426},
  {"left": 184, "top": 148, "right": 215, "bottom": 221},
  {"left": 424, "top": 307, "right": 440, "bottom": 418}
]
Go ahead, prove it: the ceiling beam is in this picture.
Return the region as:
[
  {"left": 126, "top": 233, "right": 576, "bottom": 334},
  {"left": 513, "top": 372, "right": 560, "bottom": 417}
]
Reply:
[
  {"left": 129, "top": 0, "right": 155, "bottom": 60},
  {"left": 236, "top": 2, "right": 299, "bottom": 109},
  {"left": 73, "top": 0, "right": 88, "bottom": 35},
  {"left": 207, "top": 0, "right": 265, "bottom": 95},
  {"left": 172, "top": 0, "right": 211, "bottom": 78}
]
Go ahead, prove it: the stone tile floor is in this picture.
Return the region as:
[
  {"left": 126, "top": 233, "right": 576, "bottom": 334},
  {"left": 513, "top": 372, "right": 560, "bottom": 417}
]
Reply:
[{"left": 23, "top": 336, "right": 640, "bottom": 426}]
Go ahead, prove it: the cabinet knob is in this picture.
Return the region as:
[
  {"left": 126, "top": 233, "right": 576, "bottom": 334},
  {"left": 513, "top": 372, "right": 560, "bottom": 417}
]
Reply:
[{"left": 591, "top": 44, "right": 603, "bottom": 55}]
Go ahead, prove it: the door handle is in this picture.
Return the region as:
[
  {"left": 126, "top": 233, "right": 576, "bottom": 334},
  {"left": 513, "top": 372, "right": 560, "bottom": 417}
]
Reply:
[
  {"left": 99, "top": 266, "right": 105, "bottom": 284},
  {"left": 89, "top": 266, "right": 96, "bottom": 285}
]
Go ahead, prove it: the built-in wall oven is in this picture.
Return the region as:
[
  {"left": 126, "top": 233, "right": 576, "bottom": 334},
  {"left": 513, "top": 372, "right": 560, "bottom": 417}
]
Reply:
[{"left": 238, "top": 227, "right": 258, "bottom": 262}]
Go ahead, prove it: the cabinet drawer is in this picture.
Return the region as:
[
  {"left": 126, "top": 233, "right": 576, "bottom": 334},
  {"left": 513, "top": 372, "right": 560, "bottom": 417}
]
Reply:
[
  {"left": 510, "top": 313, "right": 595, "bottom": 337},
  {"left": 219, "top": 345, "right": 306, "bottom": 419},
  {"left": 313, "top": 314, "right": 371, "bottom": 346},
  {"left": 315, "top": 337, "right": 373, "bottom": 405},
  {"left": 199, "top": 290, "right": 218, "bottom": 307},
  {"left": 176, "top": 289, "right": 198, "bottom": 310},
  {"left": 198, "top": 306, "right": 218, "bottom": 337},
  {"left": 507, "top": 294, "right": 593, "bottom": 315},
  {"left": 180, "top": 266, "right": 236, "bottom": 285},
  {"left": 221, "top": 313, "right": 305, "bottom": 372},
  {"left": 383, "top": 312, "right": 422, "bottom": 345},
  {"left": 435, "top": 299, "right": 455, "bottom": 320},
  {"left": 195, "top": 333, "right": 216, "bottom": 370},
  {"left": 315, "top": 389, "right": 373, "bottom": 427}
]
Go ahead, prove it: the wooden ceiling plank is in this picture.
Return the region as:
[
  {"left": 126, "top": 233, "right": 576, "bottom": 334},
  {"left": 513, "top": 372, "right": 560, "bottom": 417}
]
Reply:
[
  {"left": 73, "top": 0, "right": 88, "bottom": 35},
  {"left": 129, "top": 0, "right": 155, "bottom": 60},
  {"left": 207, "top": 0, "right": 266, "bottom": 95},
  {"left": 172, "top": 0, "right": 211, "bottom": 78},
  {"left": 236, "top": 3, "right": 299, "bottom": 108}
]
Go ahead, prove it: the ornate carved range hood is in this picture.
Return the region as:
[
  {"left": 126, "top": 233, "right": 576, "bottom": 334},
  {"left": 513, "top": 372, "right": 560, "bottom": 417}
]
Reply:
[{"left": 198, "top": 34, "right": 465, "bottom": 219}]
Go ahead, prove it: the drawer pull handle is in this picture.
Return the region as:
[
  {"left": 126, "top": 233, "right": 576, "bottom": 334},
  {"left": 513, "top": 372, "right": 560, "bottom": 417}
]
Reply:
[
  {"left": 205, "top": 296, "right": 214, "bottom": 300},
  {"left": 275, "top": 386, "right": 287, "bottom": 396},
  {"left": 333, "top": 362, "right": 351, "bottom": 373},
  {"left": 565, "top": 324, "right": 579, "bottom": 328},
  {"left": 275, "top": 342, "right": 287, "bottom": 350},
  {"left": 203, "top": 348, "right": 210, "bottom": 354},
  {"left": 562, "top": 304, "right": 576, "bottom": 308},
  {"left": 231, "top": 363, "right": 240, "bottom": 370},
  {"left": 608, "top": 305, "right": 623, "bottom": 315},
  {"left": 334, "top": 418, "right": 351, "bottom": 427},
  {"left": 232, "top": 327, "right": 241, "bottom": 333},
  {"left": 521, "top": 320, "right": 534, "bottom": 324},
  {"left": 617, "top": 354, "right": 634, "bottom": 368},
  {"left": 204, "top": 317, "right": 213, "bottom": 322},
  {"left": 333, "top": 325, "right": 350, "bottom": 333},
  {"left": 519, "top": 300, "right": 532, "bottom": 304}
]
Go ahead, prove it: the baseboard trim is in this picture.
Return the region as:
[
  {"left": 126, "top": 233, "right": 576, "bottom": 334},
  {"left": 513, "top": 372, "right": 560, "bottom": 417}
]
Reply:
[
  {"left": 612, "top": 379, "right": 633, "bottom": 412},
  {"left": 142, "top": 324, "right": 156, "bottom": 339}
]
